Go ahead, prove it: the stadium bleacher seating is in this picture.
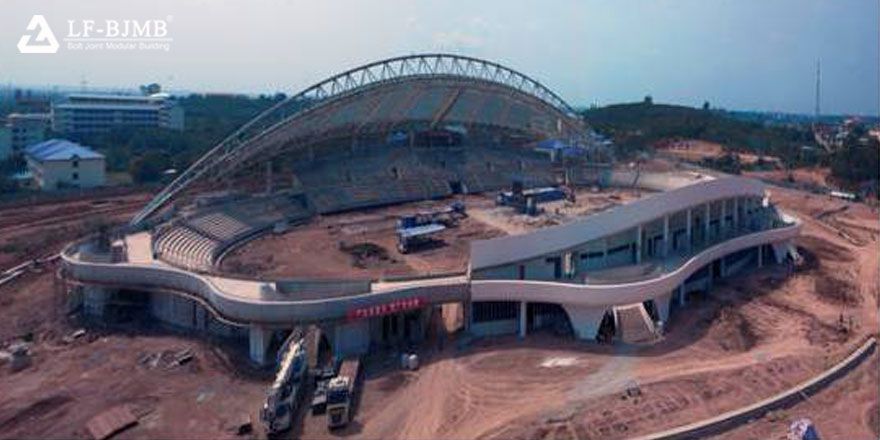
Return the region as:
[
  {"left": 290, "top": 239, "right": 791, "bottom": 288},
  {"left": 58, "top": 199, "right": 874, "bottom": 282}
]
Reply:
[{"left": 153, "top": 193, "right": 311, "bottom": 271}]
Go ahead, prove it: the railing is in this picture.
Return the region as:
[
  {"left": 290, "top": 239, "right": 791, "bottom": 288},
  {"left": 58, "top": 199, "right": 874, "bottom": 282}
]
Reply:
[
  {"left": 61, "top": 238, "right": 469, "bottom": 324},
  {"left": 470, "top": 214, "right": 801, "bottom": 307},
  {"left": 580, "top": 220, "right": 779, "bottom": 286}
]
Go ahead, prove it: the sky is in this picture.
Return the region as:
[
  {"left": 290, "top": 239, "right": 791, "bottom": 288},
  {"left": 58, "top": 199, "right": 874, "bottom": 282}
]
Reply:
[{"left": 1, "top": 0, "right": 878, "bottom": 116}]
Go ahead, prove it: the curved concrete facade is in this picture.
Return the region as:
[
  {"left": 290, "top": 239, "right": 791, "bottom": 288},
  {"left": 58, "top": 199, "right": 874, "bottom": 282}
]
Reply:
[
  {"left": 62, "top": 175, "right": 800, "bottom": 349},
  {"left": 471, "top": 175, "right": 767, "bottom": 270}
]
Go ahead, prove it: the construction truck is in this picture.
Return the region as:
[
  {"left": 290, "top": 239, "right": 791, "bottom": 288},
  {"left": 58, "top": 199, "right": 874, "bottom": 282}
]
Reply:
[
  {"left": 496, "top": 181, "right": 566, "bottom": 215},
  {"left": 260, "top": 337, "right": 308, "bottom": 435},
  {"left": 395, "top": 202, "right": 466, "bottom": 253},
  {"left": 326, "top": 357, "right": 362, "bottom": 430}
]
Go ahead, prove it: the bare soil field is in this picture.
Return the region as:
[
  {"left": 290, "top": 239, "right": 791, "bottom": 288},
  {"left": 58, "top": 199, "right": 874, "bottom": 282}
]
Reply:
[
  {"left": 293, "top": 182, "right": 879, "bottom": 440},
  {"left": 656, "top": 139, "right": 782, "bottom": 167},
  {"left": 0, "top": 268, "right": 267, "bottom": 440},
  {"left": 221, "top": 187, "right": 644, "bottom": 279},
  {"left": 221, "top": 195, "right": 505, "bottom": 279},
  {"left": 0, "top": 191, "right": 152, "bottom": 268}
]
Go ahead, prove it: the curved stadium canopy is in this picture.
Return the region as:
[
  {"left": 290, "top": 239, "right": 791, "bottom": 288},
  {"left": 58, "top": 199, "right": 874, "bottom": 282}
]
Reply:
[{"left": 132, "top": 53, "right": 588, "bottom": 226}]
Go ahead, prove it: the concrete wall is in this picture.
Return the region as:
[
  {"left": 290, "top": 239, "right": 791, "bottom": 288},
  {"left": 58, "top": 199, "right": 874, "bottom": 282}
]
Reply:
[
  {"left": 333, "top": 320, "right": 371, "bottom": 358},
  {"left": 32, "top": 157, "right": 105, "bottom": 190}
]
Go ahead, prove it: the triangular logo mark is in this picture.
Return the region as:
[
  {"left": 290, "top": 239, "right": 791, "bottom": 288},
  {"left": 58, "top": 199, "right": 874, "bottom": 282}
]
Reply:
[{"left": 18, "top": 15, "right": 59, "bottom": 54}]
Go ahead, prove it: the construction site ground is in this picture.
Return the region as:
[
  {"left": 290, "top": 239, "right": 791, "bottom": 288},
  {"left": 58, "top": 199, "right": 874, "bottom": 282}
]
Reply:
[
  {"left": 0, "top": 191, "right": 270, "bottom": 440},
  {"left": 296, "top": 184, "right": 879, "bottom": 440},
  {"left": 0, "top": 181, "right": 877, "bottom": 439},
  {"left": 220, "top": 187, "right": 645, "bottom": 279}
]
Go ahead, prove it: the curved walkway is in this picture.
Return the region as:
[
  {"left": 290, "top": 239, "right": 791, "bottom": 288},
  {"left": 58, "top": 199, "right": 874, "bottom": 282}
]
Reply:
[{"left": 62, "top": 176, "right": 800, "bottom": 327}]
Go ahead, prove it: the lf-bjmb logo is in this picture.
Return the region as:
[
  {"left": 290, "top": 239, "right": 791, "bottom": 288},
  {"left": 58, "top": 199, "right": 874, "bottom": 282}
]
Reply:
[{"left": 18, "top": 15, "right": 60, "bottom": 54}]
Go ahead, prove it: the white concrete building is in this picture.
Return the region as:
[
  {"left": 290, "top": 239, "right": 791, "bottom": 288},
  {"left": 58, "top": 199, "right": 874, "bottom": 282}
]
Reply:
[
  {"left": 52, "top": 93, "right": 185, "bottom": 134},
  {"left": 25, "top": 139, "right": 106, "bottom": 190}
]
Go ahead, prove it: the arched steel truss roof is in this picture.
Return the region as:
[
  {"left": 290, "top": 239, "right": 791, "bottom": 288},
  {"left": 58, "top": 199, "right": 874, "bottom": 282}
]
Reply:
[{"left": 132, "top": 53, "right": 586, "bottom": 226}]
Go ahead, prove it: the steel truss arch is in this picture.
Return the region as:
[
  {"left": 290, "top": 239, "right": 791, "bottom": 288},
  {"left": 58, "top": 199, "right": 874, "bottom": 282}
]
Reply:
[{"left": 132, "top": 53, "right": 585, "bottom": 226}]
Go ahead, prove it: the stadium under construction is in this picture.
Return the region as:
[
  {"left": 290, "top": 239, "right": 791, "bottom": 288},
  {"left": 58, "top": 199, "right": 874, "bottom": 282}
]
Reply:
[{"left": 58, "top": 54, "right": 801, "bottom": 366}]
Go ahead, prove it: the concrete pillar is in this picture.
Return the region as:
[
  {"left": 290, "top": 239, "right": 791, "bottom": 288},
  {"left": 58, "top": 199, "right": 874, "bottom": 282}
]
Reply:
[
  {"left": 463, "top": 301, "right": 473, "bottom": 332},
  {"left": 733, "top": 197, "right": 739, "bottom": 229},
  {"left": 707, "top": 262, "right": 714, "bottom": 289},
  {"left": 757, "top": 245, "right": 763, "bottom": 268},
  {"left": 720, "top": 256, "right": 727, "bottom": 278},
  {"left": 720, "top": 199, "right": 727, "bottom": 236},
  {"left": 83, "top": 285, "right": 111, "bottom": 318},
  {"left": 561, "top": 304, "right": 608, "bottom": 340},
  {"left": 655, "top": 292, "right": 673, "bottom": 323},
  {"left": 249, "top": 326, "right": 272, "bottom": 365},
  {"left": 704, "top": 202, "right": 711, "bottom": 244},
  {"left": 635, "top": 225, "right": 643, "bottom": 264},
  {"left": 663, "top": 215, "right": 670, "bottom": 257},
  {"left": 686, "top": 208, "right": 692, "bottom": 251},
  {"left": 678, "top": 284, "right": 687, "bottom": 306},
  {"left": 519, "top": 302, "right": 527, "bottom": 338}
]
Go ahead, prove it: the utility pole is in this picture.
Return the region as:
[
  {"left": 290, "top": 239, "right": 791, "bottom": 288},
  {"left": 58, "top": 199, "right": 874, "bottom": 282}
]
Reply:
[{"left": 814, "top": 59, "right": 821, "bottom": 121}]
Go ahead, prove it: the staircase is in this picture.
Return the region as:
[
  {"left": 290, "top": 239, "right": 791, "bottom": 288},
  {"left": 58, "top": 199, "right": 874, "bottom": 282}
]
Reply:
[{"left": 614, "top": 303, "right": 657, "bottom": 343}]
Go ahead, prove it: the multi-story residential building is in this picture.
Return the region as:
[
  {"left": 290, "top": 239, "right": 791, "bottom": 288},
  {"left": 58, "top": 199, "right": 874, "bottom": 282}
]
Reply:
[{"left": 52, "top": 93, "right": 185, "bottom": 134}]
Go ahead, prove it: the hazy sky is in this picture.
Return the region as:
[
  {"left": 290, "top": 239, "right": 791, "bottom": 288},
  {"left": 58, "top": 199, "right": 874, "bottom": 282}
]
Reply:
[{"left": 2, "top": 0, "right": 878, "bottom": 115}]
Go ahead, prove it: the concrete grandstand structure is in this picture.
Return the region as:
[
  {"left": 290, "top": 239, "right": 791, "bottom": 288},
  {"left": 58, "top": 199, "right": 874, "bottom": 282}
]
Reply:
[{"left": 58, "top": 54, "right": 801, "bottom": 365}]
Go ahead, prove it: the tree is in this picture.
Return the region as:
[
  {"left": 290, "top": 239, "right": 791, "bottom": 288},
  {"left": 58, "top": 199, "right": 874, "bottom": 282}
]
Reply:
[
  {"left": 702, "top": 101, "right": 710, "bottom": 111},
  {"left": 643, "top": 95, "right": 653, "bottom": 105},
  {"left": 129, "top": 151, "right": 170, "bottom": 183}
]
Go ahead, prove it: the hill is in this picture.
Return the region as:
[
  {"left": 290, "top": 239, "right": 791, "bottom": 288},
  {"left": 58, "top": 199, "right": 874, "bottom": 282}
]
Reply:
[{"left": 581, "top": 102, "right": 815, "bottom": 166}]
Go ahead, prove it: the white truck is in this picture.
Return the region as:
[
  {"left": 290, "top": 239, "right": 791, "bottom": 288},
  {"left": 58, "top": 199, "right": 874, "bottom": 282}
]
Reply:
[
  {"left": 326, "top": 357, "right": 361, "bottom": 429},
  {"left": 260, "top": 338, "right": 307, "bottom": 435}
]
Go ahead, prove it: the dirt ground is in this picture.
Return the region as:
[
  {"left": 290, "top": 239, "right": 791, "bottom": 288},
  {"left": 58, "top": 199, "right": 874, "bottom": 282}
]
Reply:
[
  {"left": 0, "top": 268, "right": 268, "bottom": 440},
  {"left": 293, "top": 183, "right": 879, "bottom": 440},
  {"left": 221, "top": 187, "right": 645, "bottom": 279},
  {"left": 0, "top": 191, "right": 152, "bottom": 268},
  {"left": 656, "top": 139, "right": 782, "bottom": 167},
  {"left": 0, "top": 191, "right": 270, "bottom": 440},
  {"left": 221, "top": 195, "right": 505, "bottom": 279}
]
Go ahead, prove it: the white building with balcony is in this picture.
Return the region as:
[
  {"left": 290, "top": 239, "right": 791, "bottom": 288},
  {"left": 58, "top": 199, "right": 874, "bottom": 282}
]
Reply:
[{"left": 52, "top": 93, "right": 184, "bottom": 134}]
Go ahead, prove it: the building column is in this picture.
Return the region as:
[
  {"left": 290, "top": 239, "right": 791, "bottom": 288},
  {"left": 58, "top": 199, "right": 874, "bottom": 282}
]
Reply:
[
  {"left": 720, "top": 256, "right": 727, "bottom": 278},
  {"left": 561, "top": 304, "right": 607, "bottom": 340},
  {"left": 655, "top": 292, "right": 673, "bottom": 323},
  {"left": 707, "top": 262, "right": 714, "bottom": 289},
  {"left": 686, "top": 208, "right": 692, "bottom": 251},
  {"left": 463, "top": 301, "right": 473, "bottom": 332},
  {"left": 678, "top": 284, "right": 687, "bottom": 306},
  {"left": 757, "top": 245, "right": 763, "bottom": 268},
  {"left": 663, "top": 215, "right": 670, "bottom": 257},
  {"left": 83, "top": 285, "right": 111, "bottom": 318},
  {"left": 519, "top": 302, "right": 527, "bottom": 338},
  {"left": 249, "top": 326, "right": 272, "bottom": 365},
  {"left": 720, "top": 199, "right": 727, "bottom": 236},
  {"left": 704, "top": 202, "right": 711, "bottom": 244},
  {"left": 733, "top": 197, "right": 739, "bottom": 230},
  {"left": 635, "top": 225, "right": 643, "bottom": 264}
]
